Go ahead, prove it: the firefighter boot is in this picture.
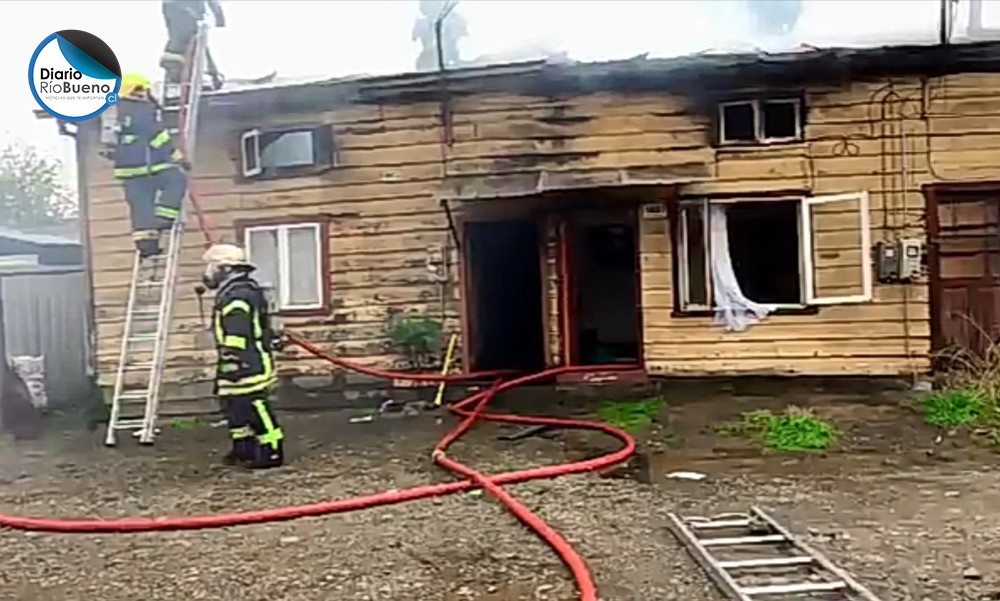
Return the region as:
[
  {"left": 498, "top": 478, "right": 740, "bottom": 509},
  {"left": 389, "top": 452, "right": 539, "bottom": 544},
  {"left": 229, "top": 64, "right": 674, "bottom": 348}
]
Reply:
[
  {"left": 223, "top": 438, "right": 255, "bottom": 466},
  {"left": 247, "top": 440, "right": 284, "bottom": 470}
]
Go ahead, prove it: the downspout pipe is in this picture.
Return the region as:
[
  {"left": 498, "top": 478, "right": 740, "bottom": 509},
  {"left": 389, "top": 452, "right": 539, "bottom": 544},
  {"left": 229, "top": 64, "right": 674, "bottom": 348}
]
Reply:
[{"left": 58, "top": 120, "right": 97, "bottom": 378}]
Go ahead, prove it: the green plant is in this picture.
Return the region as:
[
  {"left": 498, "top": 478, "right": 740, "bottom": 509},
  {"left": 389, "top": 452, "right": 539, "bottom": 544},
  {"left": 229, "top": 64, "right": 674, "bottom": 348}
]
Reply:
[
  {"left": 926, "top": 324, "right": 1000, "bottom": 444},
  {"left": 919, "top": 388, "right": 988, "bottom": 428},
  {"left": 596, "top": 397, "right": 664, "bottom": 433},
  {"left": 386, "top": 313, "right": 443, "bottom": 369},
  {"left": 724, "top": 407, "right": 838, "bottom": 453}
]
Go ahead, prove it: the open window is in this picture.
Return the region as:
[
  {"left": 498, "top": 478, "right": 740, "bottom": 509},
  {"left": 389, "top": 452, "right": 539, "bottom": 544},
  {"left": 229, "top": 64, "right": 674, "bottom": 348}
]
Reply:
[
  {"left": 243, "top": 222, "right": 328, "bottom": 314},
  {"left": 239, "top": 125, "right": 335, "bottom": 180},
  {"left": 719, "top": 98, "right": 803, "bottom": 145},
  {"left": 676, "top": 192, "right": 872, "bottom": 316}
]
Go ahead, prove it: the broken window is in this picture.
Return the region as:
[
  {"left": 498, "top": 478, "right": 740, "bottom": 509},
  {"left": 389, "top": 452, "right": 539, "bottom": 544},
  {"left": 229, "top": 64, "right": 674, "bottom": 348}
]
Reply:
[
  {"left": 240, "top": 126, "right": 335, "bottom": 179},
  {"left": 676, "top": 192, "right": 873, "bottom": 329},
  {"left": 244, "top": 222, "right": 326, "bottom": 312},
  {"left": 718, "top": 98, "right": 802, "bottom": 145}
]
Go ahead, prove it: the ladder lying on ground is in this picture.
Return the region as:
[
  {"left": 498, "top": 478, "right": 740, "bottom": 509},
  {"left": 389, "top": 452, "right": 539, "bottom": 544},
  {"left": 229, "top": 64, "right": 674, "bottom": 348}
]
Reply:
[
  {"left": 105, "top": 22, "right": 210, "bottom": 447},
  {"left": 667, "top": 506, "right": 883, "bottom": 600}
]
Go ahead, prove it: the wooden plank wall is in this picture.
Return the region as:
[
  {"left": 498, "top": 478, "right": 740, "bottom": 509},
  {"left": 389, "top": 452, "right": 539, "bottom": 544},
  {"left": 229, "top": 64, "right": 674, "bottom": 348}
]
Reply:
[
  {"left": 641, "top": 73, "right": 1000, "bottom": 376},
  {"left": 82, "top": 88, "right": 713, "bottom": 400},
  {"left": 82, "top": 71, "right": 1000, "bottom": 403}
]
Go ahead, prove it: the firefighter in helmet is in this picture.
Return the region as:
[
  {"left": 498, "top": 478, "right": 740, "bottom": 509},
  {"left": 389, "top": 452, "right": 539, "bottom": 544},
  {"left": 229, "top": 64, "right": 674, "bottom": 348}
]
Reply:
[
  {"left": 202, "top": 243, "right": 285, "bottom": 468},
  {"left": 111, "top": 72, "right": 188, "bottom": 257}
]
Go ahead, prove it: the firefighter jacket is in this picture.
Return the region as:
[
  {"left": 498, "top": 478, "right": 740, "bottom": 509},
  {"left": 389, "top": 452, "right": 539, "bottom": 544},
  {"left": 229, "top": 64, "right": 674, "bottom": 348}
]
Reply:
[
  {"left": 212, "top": 272, "right": 278, "bottom": 397},
  {"left": 112, "top": 99, "right": 183, "bottom": 180}
]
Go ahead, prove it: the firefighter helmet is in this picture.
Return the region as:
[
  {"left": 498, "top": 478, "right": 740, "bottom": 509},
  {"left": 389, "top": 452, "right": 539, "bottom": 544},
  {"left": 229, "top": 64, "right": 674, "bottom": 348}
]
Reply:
[
  {"left": 121, "top": 72, "right": 152, "bottom": 101},
  {"left": 203, "top": 243, "right": 251, "bottom": 268}
]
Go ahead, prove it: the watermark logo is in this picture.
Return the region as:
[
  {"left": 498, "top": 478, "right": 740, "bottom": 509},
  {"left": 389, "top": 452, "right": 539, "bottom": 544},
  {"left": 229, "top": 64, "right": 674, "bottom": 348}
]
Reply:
[{"left": 28, "top": 30, "right": 122, "bottom": 122}]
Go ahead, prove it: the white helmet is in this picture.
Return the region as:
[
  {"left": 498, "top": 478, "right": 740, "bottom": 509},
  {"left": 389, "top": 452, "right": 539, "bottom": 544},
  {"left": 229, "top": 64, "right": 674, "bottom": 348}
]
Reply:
[
  {"left": 202, "top": 243, "right": 250, "bottom": 267},
  {"left": 202, "top": 243, "right": 252, "bottom": 289}
]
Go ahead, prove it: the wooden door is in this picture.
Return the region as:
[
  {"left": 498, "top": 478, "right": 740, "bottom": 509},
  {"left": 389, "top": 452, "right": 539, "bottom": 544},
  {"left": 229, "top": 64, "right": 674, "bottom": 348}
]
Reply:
[{"left": 928, "top": 186, "right": 1000, "bottom": 359}]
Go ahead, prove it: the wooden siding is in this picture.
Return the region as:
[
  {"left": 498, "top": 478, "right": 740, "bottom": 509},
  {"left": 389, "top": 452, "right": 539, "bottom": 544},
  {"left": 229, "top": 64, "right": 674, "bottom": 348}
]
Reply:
[
  {"left": 81, "top": 71, "right": 1000, "bottom": 406},
  {"left": 641, "top": 73, "right": 1000, "bottom": 376}
]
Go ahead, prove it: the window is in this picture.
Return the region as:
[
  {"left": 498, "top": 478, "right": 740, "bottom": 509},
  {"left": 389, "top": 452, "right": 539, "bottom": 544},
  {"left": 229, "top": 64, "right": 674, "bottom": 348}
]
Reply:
[
  {"left": 719, "top": 98, "right": 802, "bottom": 145},
  {"left": 240, "top": 125, "right": 335, "bottom": 179},
  {"left": 243, "top": 222, "right": 326, "bottom": 313},
  {"left": 676, "top": 192, "right": 873, "bottom": 313}
]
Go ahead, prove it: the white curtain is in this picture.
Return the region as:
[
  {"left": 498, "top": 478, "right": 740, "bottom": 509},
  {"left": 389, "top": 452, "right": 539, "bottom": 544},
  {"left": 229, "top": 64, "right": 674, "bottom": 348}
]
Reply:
[{"left": 709, "top": 205, "right": 771, "bottom": 332}]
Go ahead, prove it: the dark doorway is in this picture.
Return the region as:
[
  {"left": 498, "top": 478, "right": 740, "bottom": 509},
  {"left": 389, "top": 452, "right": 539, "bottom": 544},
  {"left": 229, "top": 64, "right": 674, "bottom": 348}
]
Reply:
[
  {"left": 567, "top": 211, "right": 642, "bottom": 365},
  {"left": 464, "top": 219, "right": 546, "bottom": 372}
]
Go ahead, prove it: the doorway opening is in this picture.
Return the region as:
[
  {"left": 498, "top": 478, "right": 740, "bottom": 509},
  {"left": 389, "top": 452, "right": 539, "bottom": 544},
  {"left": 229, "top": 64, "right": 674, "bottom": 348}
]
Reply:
[
  {"left": 464, "top": 219, "right": 546, "bottom": 372},
  {"left": 566, "top": 210, "right": 642, "bottom": 366}
]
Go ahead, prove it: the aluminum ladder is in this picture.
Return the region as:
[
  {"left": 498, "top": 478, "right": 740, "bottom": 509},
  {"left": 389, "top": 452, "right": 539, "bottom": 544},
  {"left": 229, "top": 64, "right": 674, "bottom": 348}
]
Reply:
[
  {"left": 105, "top": 22, "right": 210, "bottom": 447},
  {"left": 667, "top": 506, "right": 883, "bottom": 600}
]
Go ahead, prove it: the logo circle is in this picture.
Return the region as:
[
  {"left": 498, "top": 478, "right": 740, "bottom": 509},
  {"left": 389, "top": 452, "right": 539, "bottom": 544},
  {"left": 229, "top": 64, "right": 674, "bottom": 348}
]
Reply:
[{"left": 28, "top": 30, "right": 122, "bottom": 123}]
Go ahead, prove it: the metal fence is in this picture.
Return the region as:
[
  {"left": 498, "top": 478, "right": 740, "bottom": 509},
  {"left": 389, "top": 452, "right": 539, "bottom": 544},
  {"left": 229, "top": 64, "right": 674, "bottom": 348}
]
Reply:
[{"left": 0, "top": 266, "right": 90, "bottom": 407}]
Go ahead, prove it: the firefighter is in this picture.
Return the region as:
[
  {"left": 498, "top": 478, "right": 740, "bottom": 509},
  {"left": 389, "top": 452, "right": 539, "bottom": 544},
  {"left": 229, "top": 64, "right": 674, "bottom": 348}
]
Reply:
[
  {"left": 202, "top": 243, "right": 285, "bottom": 469},
  {"left": 112, "top": 73, "right": 188, "bottom": 258},
  {"left": 161, "top": 0, "right": 226, "bottom": 92}
]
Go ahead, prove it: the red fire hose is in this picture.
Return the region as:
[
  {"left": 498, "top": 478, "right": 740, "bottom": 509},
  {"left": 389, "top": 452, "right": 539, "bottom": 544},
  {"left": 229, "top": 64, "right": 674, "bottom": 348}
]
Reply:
[
  {"left": 9, "top": 76, "right": 638, "bottom": 600},
  {"left": 0, "top": 334, "right": 637, "bottom": 601}
]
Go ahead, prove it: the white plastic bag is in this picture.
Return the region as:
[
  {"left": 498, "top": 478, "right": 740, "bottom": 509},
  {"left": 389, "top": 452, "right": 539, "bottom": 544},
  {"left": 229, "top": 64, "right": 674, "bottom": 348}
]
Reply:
[{"left": 9, "top": 355, "right": 47, "bottom": 410}]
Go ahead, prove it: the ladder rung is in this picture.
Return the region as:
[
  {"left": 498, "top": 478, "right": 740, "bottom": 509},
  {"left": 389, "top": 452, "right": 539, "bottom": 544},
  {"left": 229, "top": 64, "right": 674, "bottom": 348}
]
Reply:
[
  {"left": 701, "top": 534, "right": 787, "bottom": 547},
  {"left": 741, "top": 581, "right": 847, "bottom": 596},
  {"left": 113, "top": 419, "right": 146, "bottom": 430},
  {"left": 718, "top": 556, "right": 814, "bottom": 569},
  {"left": 690, "top": 519, "right": 752, "bottom": 530},
  {"left": 124, "top": 362, "right": 154, "bottom": 371},
  {"left": 128, "top": 334, "right": 157, "bottom": 342},
  {"left": 118, "top": 390, "right": 149, "bottom": 400}
]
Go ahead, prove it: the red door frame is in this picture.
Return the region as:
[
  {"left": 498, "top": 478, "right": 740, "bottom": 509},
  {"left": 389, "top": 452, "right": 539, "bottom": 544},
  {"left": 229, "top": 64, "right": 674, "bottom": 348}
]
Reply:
[
  {"left": 458, "top": 216, "right": 551, "bottom": 374},
  {"left": 555, "top": 207, "right": 647, "bottom": 374}
]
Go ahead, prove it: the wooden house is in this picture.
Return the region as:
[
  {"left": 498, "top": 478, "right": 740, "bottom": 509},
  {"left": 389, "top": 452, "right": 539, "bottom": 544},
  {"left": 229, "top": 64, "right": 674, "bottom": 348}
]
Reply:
[{"left": 59, "top": 41, "right": 1000, "bottom": 412}]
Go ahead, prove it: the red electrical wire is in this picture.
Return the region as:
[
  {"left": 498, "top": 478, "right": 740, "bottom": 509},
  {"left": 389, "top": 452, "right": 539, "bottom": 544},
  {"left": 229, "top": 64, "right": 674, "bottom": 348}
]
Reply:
[{"left": 16, "top": 51, "right": 640, "bottom": 601}]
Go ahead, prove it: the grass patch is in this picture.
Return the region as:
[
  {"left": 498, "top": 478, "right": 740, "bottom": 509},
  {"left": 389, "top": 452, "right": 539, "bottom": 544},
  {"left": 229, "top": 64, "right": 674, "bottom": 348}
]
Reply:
[
  {"left": 721, "top": 407, "right": 838, "bottom": 453},
  {"left": 925, "top": 337, "right": 1000, "bottom": 445},
  {"left": 596, "top": 397, "right": 664, "bottom": 433},
  {"left": 919, "top": 388, "right": 991, "bottom": 428}
]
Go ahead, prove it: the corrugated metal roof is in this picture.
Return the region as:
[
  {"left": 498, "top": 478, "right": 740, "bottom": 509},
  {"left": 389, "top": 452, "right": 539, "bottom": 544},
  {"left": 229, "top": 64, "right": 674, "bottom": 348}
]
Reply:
[{"left": 0, "top": 226, "right": 80, "bottom": 247}]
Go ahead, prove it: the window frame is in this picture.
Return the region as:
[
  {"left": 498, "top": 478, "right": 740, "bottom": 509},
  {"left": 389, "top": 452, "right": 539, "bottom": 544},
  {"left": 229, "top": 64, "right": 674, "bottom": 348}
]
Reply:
[
  {"left": 238, "top": 124, "right": 336, "bottom": 181},
  {"left": 235, "top": 217, "right": 331, "bottom": 317},
  {"left": 673, "top": 192, "right": 873, "bottom": 316},
  {"left": 718, "top": 97, "right": 803, "bottom": 146}
]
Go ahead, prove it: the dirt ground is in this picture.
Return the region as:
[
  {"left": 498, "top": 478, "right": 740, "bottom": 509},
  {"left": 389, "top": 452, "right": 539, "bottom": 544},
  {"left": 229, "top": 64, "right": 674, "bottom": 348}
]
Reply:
[{"left": 1, "top": 384, "right": 998, "bottom": 601}]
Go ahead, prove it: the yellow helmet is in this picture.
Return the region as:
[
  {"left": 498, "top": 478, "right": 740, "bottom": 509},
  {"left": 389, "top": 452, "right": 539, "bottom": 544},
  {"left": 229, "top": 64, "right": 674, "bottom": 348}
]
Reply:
[{"left": 120, "top": 72, "right": 152, "bottom": 101}]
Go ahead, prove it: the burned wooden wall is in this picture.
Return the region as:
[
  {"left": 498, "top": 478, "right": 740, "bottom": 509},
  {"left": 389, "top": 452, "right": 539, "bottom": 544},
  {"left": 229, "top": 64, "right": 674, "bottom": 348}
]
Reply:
[
  {"left": 80, "top": 66, "right": 1000, "bottom": 412},
  {"left": 640, "top": 74, "right": 1000, "bottom": 376}
]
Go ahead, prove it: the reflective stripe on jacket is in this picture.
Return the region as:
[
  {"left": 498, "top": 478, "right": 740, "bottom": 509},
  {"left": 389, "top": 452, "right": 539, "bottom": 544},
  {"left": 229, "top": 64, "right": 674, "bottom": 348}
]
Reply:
[
  {"left": 113, "top": 99, "right": 182, "bottom": 179},
  {"left": 212, "top": 273, "right": 277, "bottom": 397}
]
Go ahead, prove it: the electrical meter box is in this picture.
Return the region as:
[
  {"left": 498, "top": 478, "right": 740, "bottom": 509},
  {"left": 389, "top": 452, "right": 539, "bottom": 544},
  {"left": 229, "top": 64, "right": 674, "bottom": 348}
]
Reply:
[
  {"left": 898, "top": 238, "right": 924, "bottom": 281},
  {"left": 874, "top": 241, "right": 899, "bottom": 283},
  {"left": 426, "top": 244, "right": 447, "bottom": 282},
  {"left": 99, "top": 105, "right": 120, "bottom": 147}
]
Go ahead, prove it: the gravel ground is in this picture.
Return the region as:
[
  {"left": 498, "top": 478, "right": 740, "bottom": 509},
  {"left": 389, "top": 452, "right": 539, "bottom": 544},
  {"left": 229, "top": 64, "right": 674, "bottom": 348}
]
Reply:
[{"left": 0, "top": 405, "right": 997, "bottom": 601}]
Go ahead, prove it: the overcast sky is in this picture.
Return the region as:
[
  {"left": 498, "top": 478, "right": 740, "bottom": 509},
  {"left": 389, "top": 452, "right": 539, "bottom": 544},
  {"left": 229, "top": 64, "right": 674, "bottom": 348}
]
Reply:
[{"left": 1, "top": 0, "right": 990, "bottom": 189}]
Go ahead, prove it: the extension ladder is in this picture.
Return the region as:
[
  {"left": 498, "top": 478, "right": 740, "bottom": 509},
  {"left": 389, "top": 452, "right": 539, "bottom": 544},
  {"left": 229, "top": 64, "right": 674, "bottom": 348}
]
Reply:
[
  {"left": 105, "top": 22, "right": 210, "bottom": 447},
  {"left": 666, "top": 506, "right": 883, "bottom": 600}
]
